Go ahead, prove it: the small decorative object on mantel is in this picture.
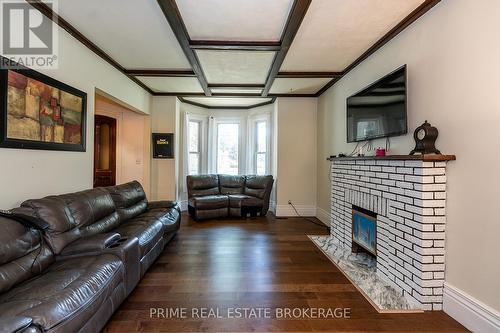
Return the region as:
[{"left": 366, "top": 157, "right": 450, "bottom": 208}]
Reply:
[
  {"left": 410, "top": 120, "right": 441, "bottom": 155},
  {"left": 152, "top": 133, "right": 174, "bottom": 158},
  {"left": 375, "top": 147, "right": 386, "bottom": 156}
]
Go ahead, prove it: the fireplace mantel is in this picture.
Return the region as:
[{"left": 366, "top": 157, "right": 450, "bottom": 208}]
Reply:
[{"left": 327, "top": 154, "right": 456, "bottom": 162}]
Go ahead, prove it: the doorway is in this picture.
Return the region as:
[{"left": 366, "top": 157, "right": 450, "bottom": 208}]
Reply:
[{"left": 94, "top": 115, "right": 117, "bottom": 187}]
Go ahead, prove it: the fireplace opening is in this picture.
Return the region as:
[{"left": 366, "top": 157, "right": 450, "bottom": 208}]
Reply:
[{"left": 352, "top": 205, "right": 377, "bottom": 257}]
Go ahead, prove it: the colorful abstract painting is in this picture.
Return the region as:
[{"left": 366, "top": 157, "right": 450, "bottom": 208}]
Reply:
[{"left": 1, "top": 65, "right": 86, "bottom": 151}]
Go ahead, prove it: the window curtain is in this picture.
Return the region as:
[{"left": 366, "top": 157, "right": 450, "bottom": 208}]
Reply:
[
  {"left": 179, "top": 111, "right": 190, "bottom": 193},
  {"left": 207, "top": 116, "right": 216, "bottom": 173}
]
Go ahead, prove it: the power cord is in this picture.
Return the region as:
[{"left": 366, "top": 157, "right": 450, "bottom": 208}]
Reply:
[{"left": 288, "top": 201, "right": 330, "bottom": 232}]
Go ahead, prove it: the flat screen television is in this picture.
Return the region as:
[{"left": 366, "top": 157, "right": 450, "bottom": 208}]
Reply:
[{"left": 347, "top": 65, "right": 407, "bottom": 143}]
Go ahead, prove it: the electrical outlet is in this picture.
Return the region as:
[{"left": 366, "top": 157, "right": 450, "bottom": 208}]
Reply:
[{"left": 288, "top": 200, "right": 292, "bottom": 205}]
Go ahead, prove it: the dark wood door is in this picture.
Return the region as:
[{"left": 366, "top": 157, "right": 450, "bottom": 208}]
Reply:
[{"left": 94, "top": 115, "right": 116, "bottom": 187}]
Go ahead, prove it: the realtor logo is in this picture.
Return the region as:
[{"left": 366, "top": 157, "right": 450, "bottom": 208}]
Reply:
[{"left": 1, "top": 0, "right": 58, "bottom": 69}]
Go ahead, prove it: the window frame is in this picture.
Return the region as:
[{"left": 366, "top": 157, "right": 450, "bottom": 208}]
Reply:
[
  {"left": 187, "top": 119, "right": 202, "bottom": 175},
  {"left": 254, "top": 120, "right": 269, "bottom": 175},
  {"left": 248, "top": 114, "right": 271, "bottom": 175},
  {"left": 214, "top": 119, "right": 242, "bottom": 175}
]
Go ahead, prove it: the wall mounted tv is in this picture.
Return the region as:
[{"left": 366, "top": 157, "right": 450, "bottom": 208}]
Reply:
[{"left": 347, "top": 65, "right": 407, "bottom": 143}]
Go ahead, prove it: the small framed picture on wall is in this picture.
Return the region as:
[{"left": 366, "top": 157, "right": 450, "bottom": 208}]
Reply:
[{"left": 152, "top": 133, "right": 174, "bottom": 158}]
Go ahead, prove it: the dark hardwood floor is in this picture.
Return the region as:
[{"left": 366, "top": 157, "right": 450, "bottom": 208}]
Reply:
[{"left": 104, "top": 214, "right": 468, "bottom": 332}]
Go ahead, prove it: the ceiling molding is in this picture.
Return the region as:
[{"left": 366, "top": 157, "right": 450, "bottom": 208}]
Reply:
[
  {"left": 277, "top": 71, "right": 342, "bottom": 78},
  {"left": 316, "top": 0, "right": 441, "bottom": 97},
  {"left": 153, "top": 92, "right": 316, "bottom": 98},
  {"left": 269, "top": 93, "right": 316, "bottom": 98},
  {"left": 190, "top": 40, "right": 281, "bottom": 52},
  {"left": 178, "top": 97, "right": 276, "bottom": 110},
  {"left": 25, "top": 0, "right": 154, "bottom": 95},
  {"left": 156, "top": 0, "right": 211, "bottom": 96},
  {"left": 125, "top": 69, "right": 196, "bottom": 77},
  {"left": 262, "top": 0, "right": 312, "bottom": 97}
]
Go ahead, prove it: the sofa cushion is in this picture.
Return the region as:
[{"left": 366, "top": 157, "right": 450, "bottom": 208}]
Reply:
[
  {"left": 219, "top": 175, "right": 245, "bottom": 195},
  {"left": 0, "top": 254, "right": 124, "bottom": 331},
  {"left": 188, "top": 195, "right": 229, "bottom": 210},
  {"left": 105, "top": 181, "right": 148, "bottom": 221},
  {"left": 244, "top": 175, "right": 274, "bottom": 199},
  {"left": 20, "top": 188, "right": 120, "bottom": 253},
  {"left": 228, "top": 194, "right": 263, "bottom": 208},
  {"left": 187, "top": 175, "right": 220, "bottom": 197},
  {"left": 144, "top": 205, "right": 181, "bottom": 234},
  {"left": 0, "top": 216, "right": 54, "bottom": 294},
  {"left": 20, "top": 196, "right": 81, "bottom": 254},
  {"left": 113, "top": 217, "right": 164, "bottom": 257}
]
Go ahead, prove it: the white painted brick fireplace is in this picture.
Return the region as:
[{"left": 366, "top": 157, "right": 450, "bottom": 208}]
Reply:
[{"left": 329, "top": 155, "right": 455, "bottom": 311}]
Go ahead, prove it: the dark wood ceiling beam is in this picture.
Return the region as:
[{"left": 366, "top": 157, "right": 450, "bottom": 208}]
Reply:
[
  {"left": 156, "top": 0, "right": 211, "bottom": 96},
  {"left": 25, "top": 0, "right": 154, "bottom": 95},
  {"left": 316, "top": 0, "right": 441, "bottom": 97},
  {"left": 190, "top": 40, "right": 281, "bottom": 52},
  {"left": 276, "top": 71, "right": 342, "bottom": 78},
  {"left": 261, "top": 0, "right": 312, "bottom": 97},
  {"left": 124, "top": 69, "right": 196, "bottom": 77}
]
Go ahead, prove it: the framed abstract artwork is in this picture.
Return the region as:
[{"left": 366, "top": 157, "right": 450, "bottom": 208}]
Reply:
[{"left": 0, "top": 60, "right": 87, "bottom": 152}]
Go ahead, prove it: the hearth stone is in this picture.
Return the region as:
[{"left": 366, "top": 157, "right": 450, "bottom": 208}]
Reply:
[
  {"left": 329, "top": 157, "right": 454, "bottom": 311},
  {"left": 309, "top": 235, "right": 418, "bottom": 311}
]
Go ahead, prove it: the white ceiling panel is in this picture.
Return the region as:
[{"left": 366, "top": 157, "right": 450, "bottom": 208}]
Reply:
[
  {"left": 56, "top": 0, "right": 191, "bottom": 69},
  {"left": 136, "top": 77, "right": 203, "bottom": 93},
  {"left": 281, "top": 0, "right": 425, "bottom": 71},
  {"left": 176, "top": 0, "right": 293, "bottom": 41},
  {"left": 196, "top": 50, "right": 275, "bottom": 84},
  {"left": 184, "top": 97, "right": 272, "bottom": 108},
  {"left": 211, "top": 88, "right": 263, "bottom": 94},
  {"left": 270, "top": 77, "right": 332, "bottom": 94}
]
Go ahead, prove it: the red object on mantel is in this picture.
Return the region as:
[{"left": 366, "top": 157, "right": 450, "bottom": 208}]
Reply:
[{"left": 375, "top": 148, "right": 386, "bottom": 156}]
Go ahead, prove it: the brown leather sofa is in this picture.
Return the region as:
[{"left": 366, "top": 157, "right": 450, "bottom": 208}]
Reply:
[
  {"left": 0, "top": 181, "right": 180, "bottom": 333},
  {"left": 187, "top": 174, "right": 274, "bottom": 220}
]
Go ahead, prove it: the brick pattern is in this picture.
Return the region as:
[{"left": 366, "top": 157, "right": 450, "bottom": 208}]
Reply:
[{"left": 330, "top": 158, "right": 448, "bottom": 310}]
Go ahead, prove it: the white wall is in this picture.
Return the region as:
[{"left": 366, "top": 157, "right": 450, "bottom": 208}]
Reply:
[
  {"left": 276, "top": 97, "right": 317, "bottom": 216},
  {"left": 0, "top": 23, "right": 151, "bottom": 208},
  {"left": 317, "top": 0, "right": 500, "bottom": 321},
  {"left": 150, "top": 96, "right": 179, "bottom": 201}
]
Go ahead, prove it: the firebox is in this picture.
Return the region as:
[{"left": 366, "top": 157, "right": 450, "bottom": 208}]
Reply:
[{"left": 352, "top": 205, "right": 377, "bottom": 256}]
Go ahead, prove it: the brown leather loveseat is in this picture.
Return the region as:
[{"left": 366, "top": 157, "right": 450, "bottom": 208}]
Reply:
[
  {"left": 0, "top": 181, "right": 180, "bottom": 333},
  {"left": 187, "top": 174, "right": 274, "bottom": 220}
]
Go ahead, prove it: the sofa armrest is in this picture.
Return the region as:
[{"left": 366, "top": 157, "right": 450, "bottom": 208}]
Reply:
[
  {"left": 0, "top": 316, "right": 32, "bottom": 333},
  {"left": 147, "top": 200, "right": 177, "bottom": 210},
  {"left": 103, "top": 238, "right": 141, "bottom": 295},
  {"left": 60, "top": 233, "right": 121, "bottom": 256}
]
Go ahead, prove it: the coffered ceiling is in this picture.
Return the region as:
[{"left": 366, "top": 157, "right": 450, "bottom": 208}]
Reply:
[{"left": 29, "top": 0, "right": 440, "bottom": 108}]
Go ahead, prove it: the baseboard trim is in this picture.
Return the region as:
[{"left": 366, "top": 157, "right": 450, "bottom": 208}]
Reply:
[
  {"left": 443, "top": 283, "right": 500, "bottom": 333},
  {"left": 315, "top": 207, "right": 331, "bottom": 226},
  {"left": 275, "top": 205, "right": 316, "bottom": 217}
]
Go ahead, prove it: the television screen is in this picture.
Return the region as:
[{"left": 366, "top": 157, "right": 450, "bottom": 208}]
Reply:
[{"left": 347, "top": 65, "right": 407, "bottom": 142}]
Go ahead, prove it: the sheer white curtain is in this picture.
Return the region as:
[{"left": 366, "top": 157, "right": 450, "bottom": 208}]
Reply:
[
  {"left": 207, "top": 116, "right": 216, "bottom": 173},
  {"left": 179, "top": 112, "right": 190, "bottom": 193}
]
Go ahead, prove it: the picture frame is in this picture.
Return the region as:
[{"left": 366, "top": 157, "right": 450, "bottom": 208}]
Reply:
[
  {"left": 152, "top": 133, "right": 174, "bottom": 159},
  {"left": 0, "top": 58, "right": 87, "bottom": 152}
]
